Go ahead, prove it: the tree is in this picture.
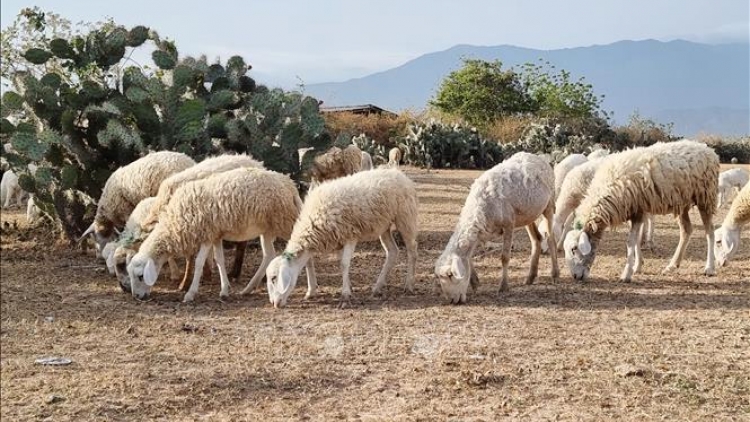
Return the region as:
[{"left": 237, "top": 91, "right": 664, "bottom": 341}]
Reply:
[
  {"left": 520, "top": 60, "right": 607, "bottom": 119},
  {"left": 430, "top": 58, "right": 607, "bottom": 127},
  {"left": 430, "top": 59, "right": 535, "bottom": 128}
]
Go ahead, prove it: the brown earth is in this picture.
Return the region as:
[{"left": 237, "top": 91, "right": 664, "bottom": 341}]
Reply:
[{"left": 1, "top": 166, "right": 749, "bottom": 421}]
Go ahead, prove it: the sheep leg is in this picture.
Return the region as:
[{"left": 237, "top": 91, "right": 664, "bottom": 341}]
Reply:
[
  {"left": 699, "top": 206, "right": 716, "bottom": 276},
  {"left": 558, "top": 212, "right": 575, "bottom": 251},
  {"left": 183, "top": 243, "right": 212, "bottom": 303},
  {"left": 240, "top": 235, "right": 276, "bottom": 296},
  {"left": 525, "top": 223, "right": 542, "bottom": 285},
  {"left": 620, "top": 219, "right": 644, "bottom": 282},
  {"left": 304, "top": 258, "right": 318, "bottom": 300},
  {"left": 229, "top": 241, "right": 247, "bottom": 281},
  {"left": 641, "top": 214, "right": 654, "bottom": 251},
  {"left": 338, "top": 242, "right": 357, "bottom": 308},
  {"left": 664, "top": 208, "right": 693, "bottom": 273},
  {"left": 212, "top": 240, "right": 231, "bottom": 299},
  {"left": 544, "top": 208, "right": 560, "bottom": 282},
  {"left": 178, "top": 258, "right": 193, "bottom": 292},
  {"left": 372, "top": 231, "right": 399, "bottom": 297},
  {"left": 498, "top": 228, "right": 513, "bottom": 293}
]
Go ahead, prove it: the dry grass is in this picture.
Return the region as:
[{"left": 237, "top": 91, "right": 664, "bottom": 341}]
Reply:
[{"left": 2, "top": 166, "right": 749, "bottom": 421}]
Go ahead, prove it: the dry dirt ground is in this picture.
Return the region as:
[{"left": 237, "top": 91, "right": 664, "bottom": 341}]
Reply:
[{"left": 1, "top": 166, "right": 749, "bottom": 421}]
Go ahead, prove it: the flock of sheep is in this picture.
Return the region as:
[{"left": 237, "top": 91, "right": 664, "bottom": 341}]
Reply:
[{"left": 2, "top": 139, "right": 748, "bottom": 307}]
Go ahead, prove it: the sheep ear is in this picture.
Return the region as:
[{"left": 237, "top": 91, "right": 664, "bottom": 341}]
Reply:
[
  {"left": 144, "top": 258, "right": 158, "bottom": 286},
  {"left": 578, "top": 232, "right": 592, "bottom": 256},
  {"left": 78, "top": 223, "right": 95, "bottom": 243},
  {"left": 451, "top": 256, "right": 467, "bottom": 280}
]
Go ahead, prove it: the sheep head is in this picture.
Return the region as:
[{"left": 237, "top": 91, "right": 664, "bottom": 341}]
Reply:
[
  {"left": 563, "top": 228, "right": 598, "bottom": 281},
  {"left": 127, "top": 251, "right": 164, "bottom": 300},
  {"left": 435, "top": 254, "right": 471, "bottom": 304},
  {"left": 715, "top": 226, "right": 740, "bottom": 267},
  {"left": 266, "top": 251, "right": 308, "bottom": 308}
]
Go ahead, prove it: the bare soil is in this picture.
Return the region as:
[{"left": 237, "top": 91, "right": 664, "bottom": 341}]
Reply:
[{"left": 1, "top": 166, "right": 749, "bottom": 421}]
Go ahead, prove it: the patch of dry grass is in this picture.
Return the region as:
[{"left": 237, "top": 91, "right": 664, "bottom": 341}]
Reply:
[{"left": 1, "top": 166, "right": 749, "bottom": 421}]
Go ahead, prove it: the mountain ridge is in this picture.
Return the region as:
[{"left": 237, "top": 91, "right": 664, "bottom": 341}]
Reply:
[{"left": 304, "top": 39, "right": 750, "bottom": 136}]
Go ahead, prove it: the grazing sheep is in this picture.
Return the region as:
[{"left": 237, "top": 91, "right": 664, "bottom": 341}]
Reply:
[
  {"left": 266, "top": 168, "right": 418, "bottom": 308},
  {"left": 540, "top": 157, "right": 655, "bottom": 253},
  {"left": 435, "top": 152, "right": 559, "bottom": 304},
  {"left": 554, "top": 153, "right": 588, "bottom": 198},
  {"left": 388, "top": 147, "right": 402, "bottom": 168},
  {"left": 80, "top": 151, "right": 195, "bottom": 255},
  {"left": 715, "top": 181, "right": 750, "bottom": 266},
  {"left": 563, "top": 140, "right": 719, "bottom": 283},
  {"left": 717, "top": 168, "right": 749, "bottom": 208},
  {"left": 308, "top": 145, "right": 363, "bottom": 188},
  {"left": 127, "top": 167, "right": 317, "bottom": 302},
  {"left": 360, "top": 151, "right": 373, "bottom": 171}
]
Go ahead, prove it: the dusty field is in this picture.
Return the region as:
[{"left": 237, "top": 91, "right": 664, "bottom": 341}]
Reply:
[{"left": 1, "top": 166, "right": 749, "bottom": 421}]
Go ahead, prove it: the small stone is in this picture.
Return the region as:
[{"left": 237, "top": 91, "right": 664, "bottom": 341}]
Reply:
[{"left": 46, "top": 394, "right": 65, "bottom": 404}]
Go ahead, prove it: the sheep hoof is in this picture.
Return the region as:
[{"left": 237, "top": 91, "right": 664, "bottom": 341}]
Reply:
[
  {"left": 661, "top": 265, "right": 677, "bottom": 274},
  {"left": 219, "top": 291, "right": 229, "bottom": 300},
  {"left": 497, "top": 284, "right": 509, "bottom": 294},
  {"left": 619, "top": 277, "right": 632, "bottom": 283},
  {"left": 704, "top": 267, "right": 716, "bottom": 277},
  {"left": 338, "top": 295, "right": 352, "bottom": 309},
  {"left": 525, "top": 276, "right": 536, "bottom": 285},
  {"left": 304, "top": 290, "right": 316, "bottom": 300},
  {"left": 183, "top": 293, "right": 196, "bottom": 303},
  {"left": 371, "top": 288, "right": 386, "bottom": 299}
]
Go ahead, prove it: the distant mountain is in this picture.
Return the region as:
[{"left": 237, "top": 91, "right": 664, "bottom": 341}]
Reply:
[{"left": 305, "top": 40, "right": 749, "bottom": 136}]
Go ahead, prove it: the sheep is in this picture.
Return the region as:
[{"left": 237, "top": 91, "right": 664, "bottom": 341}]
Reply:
[
  {"left": 540, "top": 156, "right": 655, "bottom": 253},
  {"left": 731, "top": 157, "right": 739, "bottom": 164},
  {"left": 714, "top": 181, "right": 750, "bottom": 267},
  {"left": 388, "top": 147, "right": 402, "bottom": 168},
  {"left": 26, "top": 195, "right": 40, "bottom": 223},
  {"left": 265, "top": 168, "right": 418, "bottom": 308},
  {"left": 79, "top": 151, "right": 195, "bottom": 256},
  {"left": 308, "top": 145, "right": 363, "bottom": 188},
  {"left": 360, "top": 151, "right": 373, "bottom": 171},
  {"left": 1, "top": 170, "right": 22, "bottom": 208},
  {"left": 563, "top": 140, "right": 719, "bottom": 283},
  {"left": 127, "top": 167, "right": 317, "bottom": 303},
  {"left": 717, "top": 168, "right": 749, "bottom": 208},
  {"left": 435, "top": 152, "right": 559, "bottom": 304}
]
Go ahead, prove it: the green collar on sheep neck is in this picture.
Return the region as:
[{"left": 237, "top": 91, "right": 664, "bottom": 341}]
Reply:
[{"left": 282, "top": 250, "right": 296, "bottom": 261}]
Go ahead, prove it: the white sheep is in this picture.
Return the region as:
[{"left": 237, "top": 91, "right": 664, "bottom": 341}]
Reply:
[
  {"left": 80, "top": 151, "right": 195, "bottom": 255},
  {"left": 714, "top": 181, "right": 750, "bottom": 266},
  {"left": 127, "top": 167, "right": 317, "bottom": 302},
  {"left": 717, "top": 168, "right": 749, "bottom": 208},
  {"left": 435, "top": 152, "right": 559, "bottom": 304},
  {"left": 1, "top": 170, "right": 22, "bottom": 208},
  {"left": 265, "top": 168, "right": 418, "bottom": 308},
  {"left": 540, "top": 156, "right": 655, "bottom": 253},
  {"left": 563, "top": 140, "right": 719, "bottom": 283},
  {"left": 26, "top": 195, "right": 40, "bottom": 223},
  {"left": 360, "top": 151, "right": 373, "bottom": 171},
  {"left": 388, "top": 147, "right": 402, "bottom": 168},
  {"left": 308, "top": 144, "right": 363, "bottom": 188}
]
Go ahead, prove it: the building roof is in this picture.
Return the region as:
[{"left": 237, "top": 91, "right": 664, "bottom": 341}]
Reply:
[{"left": 319, "top": 103, "right": 397, "bottom": 117}]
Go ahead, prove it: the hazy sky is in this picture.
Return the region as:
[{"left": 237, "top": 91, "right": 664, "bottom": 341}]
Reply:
[{"left": 2, "top": 1, "right": 748, "bottom": 87}]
